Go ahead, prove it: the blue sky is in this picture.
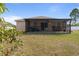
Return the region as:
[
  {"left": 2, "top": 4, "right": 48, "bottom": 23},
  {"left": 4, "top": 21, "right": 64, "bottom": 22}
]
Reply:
[{"left": 2, "top": 3, "right": 79, "bottom": 25}]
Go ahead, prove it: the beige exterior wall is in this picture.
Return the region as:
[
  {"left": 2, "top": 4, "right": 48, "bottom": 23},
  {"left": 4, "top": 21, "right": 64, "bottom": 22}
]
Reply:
[{"left": 16, "top": 21, "right": 26, "bottom": 32}]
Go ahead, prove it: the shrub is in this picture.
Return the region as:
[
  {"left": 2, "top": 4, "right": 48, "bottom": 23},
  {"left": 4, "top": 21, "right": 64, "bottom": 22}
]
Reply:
[{"left": 0, "top": 18, "right": 23, "bottom": 56}]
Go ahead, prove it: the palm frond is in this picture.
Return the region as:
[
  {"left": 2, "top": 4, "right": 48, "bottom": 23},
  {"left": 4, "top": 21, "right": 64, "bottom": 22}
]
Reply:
[{"left": 0, "top": 3, "right": 8, "bottom": 14}]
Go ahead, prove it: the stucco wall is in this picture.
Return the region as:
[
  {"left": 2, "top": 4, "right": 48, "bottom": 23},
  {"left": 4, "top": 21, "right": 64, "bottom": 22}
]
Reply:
[{"left": 16, "top": 21, "right": 26, "bottom": 32}]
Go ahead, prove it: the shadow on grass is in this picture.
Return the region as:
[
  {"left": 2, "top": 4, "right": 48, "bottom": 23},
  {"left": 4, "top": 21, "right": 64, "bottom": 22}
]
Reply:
[{"left": 23, "top": 31, "right": 71, "bottom": 35}]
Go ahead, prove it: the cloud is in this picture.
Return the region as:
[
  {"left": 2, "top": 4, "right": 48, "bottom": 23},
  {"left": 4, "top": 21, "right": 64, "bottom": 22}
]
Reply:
[{"left": 3, "top": 16, "right": 23, "bottom": 25}]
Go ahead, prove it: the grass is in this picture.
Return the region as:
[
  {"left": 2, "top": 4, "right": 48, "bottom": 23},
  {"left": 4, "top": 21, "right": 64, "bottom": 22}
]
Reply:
[
  {"left": 71, "top": 23, "right": 79, "bottom": 26},
  {"left": 20, "top": 30, "right": 79, "bottom": 56}
]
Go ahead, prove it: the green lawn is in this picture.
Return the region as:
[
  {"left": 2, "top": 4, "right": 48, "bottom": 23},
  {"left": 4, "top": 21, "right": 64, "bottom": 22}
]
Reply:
[{"left": 20, "top": 31, "right": 79, "bottom": 56}]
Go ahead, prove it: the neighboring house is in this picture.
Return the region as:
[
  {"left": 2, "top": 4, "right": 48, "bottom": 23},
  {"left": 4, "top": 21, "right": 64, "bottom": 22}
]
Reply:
[{"left": 15, "top": 16, "right": 71, "bottom": 33}]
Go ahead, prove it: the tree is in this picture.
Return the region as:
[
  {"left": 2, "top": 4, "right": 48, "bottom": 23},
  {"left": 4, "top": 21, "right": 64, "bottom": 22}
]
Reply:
[
  {"left": 70, "top": 8, "right": 79, "bottom": 24},
  {"left": 0, "top": 3, "right": 23, "bottom": 56}
]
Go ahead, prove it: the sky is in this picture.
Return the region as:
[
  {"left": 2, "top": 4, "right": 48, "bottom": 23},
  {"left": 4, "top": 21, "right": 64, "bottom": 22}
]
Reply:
[{"left": 1, "top": 3, "right": 79, "bottom": 25}]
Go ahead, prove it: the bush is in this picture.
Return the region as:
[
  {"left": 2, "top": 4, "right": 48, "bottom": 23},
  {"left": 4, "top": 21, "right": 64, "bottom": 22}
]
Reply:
[{"left": 0, "top": 18, "right": 23, "bottom": 56}]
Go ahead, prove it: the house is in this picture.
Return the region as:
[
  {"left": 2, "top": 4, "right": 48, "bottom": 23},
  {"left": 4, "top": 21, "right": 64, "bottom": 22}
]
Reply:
[{"left": 15, "top": 16, "right": 71, "bottom": 33}]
